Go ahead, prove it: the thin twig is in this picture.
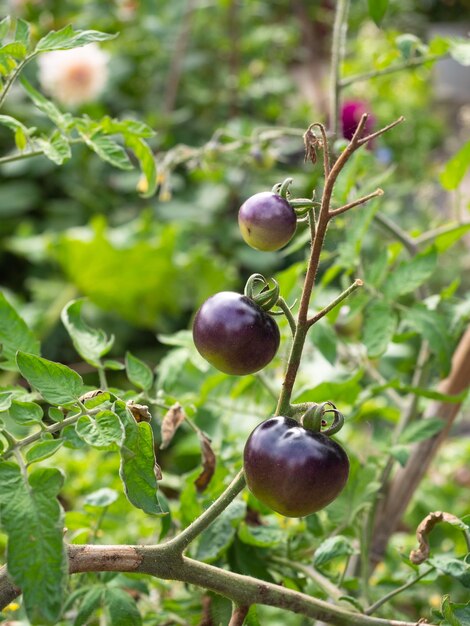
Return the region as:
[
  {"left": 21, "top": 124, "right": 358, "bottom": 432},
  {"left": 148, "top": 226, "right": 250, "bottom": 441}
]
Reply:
[
  {"left": 373, "top": 212, "right": 418, "bottom": 255},
  {"left": 229, "top": 604, "right": 250, "bottom": 626},
  {"left": 365, "top": 567, "right": 434, "bottom": 615},
  {"left": 357, "top": 116, "right": 405, "bottom": 147},
  {"left": 270, "top": 556, "right": 344, "bottom": 602},
  {"left": 307, "top": 280, "right": 363, "bottom": 327},
  {"left": 340, "top": 55, "right": 445, "bottom": 88},
  {"left": 330, "top": 189, "right": 384, "bottom": 218}
]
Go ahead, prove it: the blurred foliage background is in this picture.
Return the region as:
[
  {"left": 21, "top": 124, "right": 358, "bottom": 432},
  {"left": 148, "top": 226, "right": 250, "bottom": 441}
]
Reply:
[{"left": 0, "top": 0, "right": 469, "bottom": 624}]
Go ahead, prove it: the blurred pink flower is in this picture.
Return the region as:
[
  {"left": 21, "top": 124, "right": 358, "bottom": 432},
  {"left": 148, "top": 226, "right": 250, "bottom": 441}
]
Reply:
[
  {"left": 38, "top": 43, "right": 110, "bottom": 107},
  {"left": 341, "top": 100, "right": 375, "bottom": 140}
]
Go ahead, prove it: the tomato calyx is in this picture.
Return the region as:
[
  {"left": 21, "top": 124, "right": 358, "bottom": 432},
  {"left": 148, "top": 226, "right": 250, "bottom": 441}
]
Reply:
[
  {"left": 244, "top": 273, "right": 280, "bottom": 312},
  {"left": 301, "top": 401, "right": 345, "bottom": 437},
  {"left": 271, "top": 177, "right": 316, "bottom": 218}
]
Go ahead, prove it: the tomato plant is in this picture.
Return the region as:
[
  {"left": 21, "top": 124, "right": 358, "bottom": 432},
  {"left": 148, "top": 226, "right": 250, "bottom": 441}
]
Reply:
[{"left": 244, "top": 415, "right": 349, "bottom": 517}]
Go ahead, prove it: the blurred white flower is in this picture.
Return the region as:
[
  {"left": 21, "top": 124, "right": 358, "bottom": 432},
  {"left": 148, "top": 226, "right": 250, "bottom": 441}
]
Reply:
[{"left": 38, "top": 43, "right": 110, "bottom": 107}]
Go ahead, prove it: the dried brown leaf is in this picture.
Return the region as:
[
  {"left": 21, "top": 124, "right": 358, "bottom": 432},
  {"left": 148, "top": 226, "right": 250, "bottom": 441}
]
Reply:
[
  {"left": 160, "top": 403, "right": 186, "bottom": 449},
  {"left": 127, "top": 401, "right": 152, "bottom": 423},
  {"left": 195, "top": 432, "right": 216, "bottom": 492},
  {"left": 410, "top": 510, "right": 465, "bottom": 564}
]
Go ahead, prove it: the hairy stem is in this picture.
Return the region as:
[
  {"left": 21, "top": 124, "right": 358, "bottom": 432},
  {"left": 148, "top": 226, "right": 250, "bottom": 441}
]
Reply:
[
  {"left": 340, "top": 54, "right": 445, "bottom": 88},
  {"left": 365, "top": 567, "right": 434, "bottom": 615},
  {"left": 307, "top": 279, "right": 363, "bottom": 327}
]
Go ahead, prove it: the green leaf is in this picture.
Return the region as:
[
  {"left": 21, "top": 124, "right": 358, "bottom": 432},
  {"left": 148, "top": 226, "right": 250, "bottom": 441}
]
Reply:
[
  {"left": 84, "top": 488, "right": 118, "bottom": 508},
  {"left": 118, "top": 404, "right": 163, "bottom": 515},
  {"left": 441, "top": 595, "right": 463, "bottom": 626},
  {"left": 309, "top": 321, "right": 337, "bottom": 365},
  {"left": 0, "top": 41, "right": 27, "bottom": 59},
  {"left": 450, "top": 41, "right": 470, "bottom": 66},
  {"left": 326, "top": 458, "right": 381, "bottom": 527},
  {"left": 35, "top": 25, "right": 117, "bottom": 52},
  {"left": 452, "top": 600, "right": 470, "bottom": 626},
  {"left": 76, "top": 410, "right": 124, "bottom": 448},
  {"left": 402, "top": 305, "right": 452, "bottom": 375},
  {"left": 237, "top": 521, "right": 283, "bottom": 548},
  {"left": 0, "top": 463, "right": 67, "bottom": 624},
  {"left": 37, "top": 131, "right": 71, "bottom": 165},
  {"left": 294, "top": 370, "right": 363, "bottom": 406},
  {"left": 389, "top": 444, "right": 410, "bottom": 467},
  {"left": 430, "top": 556, "right": 470, "bottom": 588},
  {"left": 104, "top": 587, "right": 142, "bottom": 626},
  {"left": 81, "top": 134, "right": 133, "bottom": 170},
  {"left": 74, "top": 586, "right": 104, "bottom": 626},
  {"left": 16, "top": 352, "right": 84, "bottom": 405},
  {"left": 362, "top": 301, "right": 397, "bottom": 358},
  {"left": 399, "top": 418, "right": 445, "bottom": 445},
  {"left": 368, "top": 0, "right": 388, "bottom": 25},
  {"left": 21, "top": 77, "right": 66, "bottom": 126},
  {"left": 26, "top": 439, "right": 64, "bottom": 464},
  {"left": 0, "top": 291, "right": 40, "bottom": 362},
  {"left": 124, "top": 134, "right": 157, "bottom": 197},
  {"left": 9, "top": 400, "right": 43, "bottom": 425},
  {"left": 0, "top": 391, "right": 14, "bottom": 411},
  {"left": 15, "top": 19, "right": 31, "bottom": 47},
  {"left": 383, "top": 248, "right": 437, "bottom": 300},
  {"left": 125, "top": 352, "right": 153, "bottom": 391},
  {"left": 0, "top": 113, "right": 30, "bottom": 135},
  {"left": 440, "top": 141, "right": 470, "bottom": 191},
  {"left": 0, "top": 17, "right": 11, "bottom": 42},
  {"left": 61, "top": 299, "right": 114, "bottom": 367},
  {"left": 313, "top": 535, "right": 355, "bottom": 567},
  {"left": 196, "top": 500, "right": 246, "bottom": 562}
]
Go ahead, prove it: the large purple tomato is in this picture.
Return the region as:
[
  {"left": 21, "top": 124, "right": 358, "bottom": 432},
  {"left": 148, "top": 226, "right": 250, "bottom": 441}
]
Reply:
[
  {"left": 244, "top": 416, "right": 349, "bottom": 517},
  {"left": 193, "top": 291, "right": 280, "bottom": 375}
]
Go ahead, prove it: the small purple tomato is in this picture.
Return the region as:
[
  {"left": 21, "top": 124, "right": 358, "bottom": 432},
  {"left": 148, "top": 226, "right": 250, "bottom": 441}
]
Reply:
[
  {"left": 244, "top": 416, "right": 349, "bottom": 517},
  {"left": 192, "top": 291, "right": 280, "bottom": 375},
  {"left": 238, "top": 192, "right": 297, "bottom": 252}
]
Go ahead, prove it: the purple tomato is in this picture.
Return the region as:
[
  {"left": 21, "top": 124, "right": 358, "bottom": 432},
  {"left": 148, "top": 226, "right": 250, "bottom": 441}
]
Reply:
[{"left": 238, "top": 192, "right": 297, "bottom": 252}]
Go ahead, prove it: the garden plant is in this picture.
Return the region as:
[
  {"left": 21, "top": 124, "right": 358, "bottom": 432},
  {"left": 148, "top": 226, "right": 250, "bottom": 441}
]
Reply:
[{"left": 0, "top": 1, "right": 470, "bottom": 625}]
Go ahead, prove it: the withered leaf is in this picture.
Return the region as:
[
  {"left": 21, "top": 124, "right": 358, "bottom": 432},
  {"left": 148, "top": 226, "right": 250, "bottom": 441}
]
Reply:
[
  {"left": 410, "top": 510, "right": 467, "bottom": 564},
  {"left": 160, "top": 403, "right": 186, "bottom": 449},
  {"left": 127, "top": 401, "right": 152, "bottom": 423},
  {"left": 194, "top": 432, "right": 216, "bottom": 492}
]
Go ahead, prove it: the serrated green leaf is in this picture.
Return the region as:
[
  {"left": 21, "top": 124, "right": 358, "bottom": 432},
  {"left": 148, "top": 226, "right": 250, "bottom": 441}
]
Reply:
[
  {"left": 118, "top": 407, "right": 163, "bottom": 515},
  {"left": 9, "top": 400, "right": 43, "bottom": 425},
  {"left": 124, "top": 134, "right": 157, "bottom": 197},
  {"left": 15, "top": 19, "right": 30, "bottom": 46},
  {"left": 430, "top": 556, "right": 470, "bottom": 588},
  {"left": 440, "top": 141, "right": 470, "bottom": 191},
  {"left": 0, "top": 291, "right": 40, "bottom": 362},
  {"left": 61, "top": 299, "right": 114, "bottom": 367},
  {"left": 26, "top": 438, "right": 64, "bottom": 464},
  {"left": 125, "top": 351, "right": 153, "bottom": 391},
  {"left": 81, "top": 134, "right": 133, "bottom": 170},
  {"left": 84, "top": 487, "right": 118, "bottom": 508},
  {"left": 399, "top": 418, "right": 445, "bottom": 445},
  {"left": 74, "top": 585, "right": 104, "bottom": 626},
  {"left": 362, "top": 300, "right": 397, "bottom": 358},
  {"left": 452, "top": 601, "right": 470, "bottom": 626},
  {"left": 368, "top": 0, "right": 388, "bottom": 25},
  {"left": 49, "top": 406, "right": 65, "bottom": 422},
  {"left": 37, "top": 131, "right": 71, "bottom": 165},
  {"left": 442, "top": 595, "right": 463, "bottom": 626},
  {"left": 104, "top": 587, "right": 142, "bottom": 626},
  {"left": 36, "top": 25, "right": 116, "bottom": 52},
  {"left": 16, "top": 351, "right": 84, "bottom": 405},
  {"left": 21, "top": 77, "right": 65, "bottom": 126},
  {"left": 196, "top": 500, "right": 246, "bottom": 562},
  {"left": 313, "top": 535, "right": 355, "bottom": 567},
  {"left": 383, "top": 248, "right": 437, "bottom": 300},
  {"left": 237, "top": 521, "right": 283, "bottom": 548},
  {"left": 403, "top": 305, "right": 452, "bottom": 375},
  {"left": 0, "top": 462, "right": 67, "bottom": 624},
  {"left": 76, "top": 410, "right": 124, "bottom": 448},
  {"left": 0, "top": 391, "right": 14, "bottom": 411}
]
